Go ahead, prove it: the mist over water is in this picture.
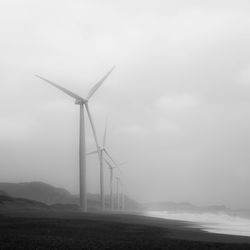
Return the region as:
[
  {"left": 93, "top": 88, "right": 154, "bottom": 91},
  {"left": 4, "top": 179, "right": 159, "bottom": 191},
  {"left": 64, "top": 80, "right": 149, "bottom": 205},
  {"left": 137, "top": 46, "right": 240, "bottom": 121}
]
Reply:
[{"left": 146, "top": 211, "right": 250, "bottom": 237}]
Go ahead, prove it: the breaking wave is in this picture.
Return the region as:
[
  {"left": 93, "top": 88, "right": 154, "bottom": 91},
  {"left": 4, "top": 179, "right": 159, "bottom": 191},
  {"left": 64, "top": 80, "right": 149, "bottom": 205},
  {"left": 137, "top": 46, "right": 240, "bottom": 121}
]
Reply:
[{"left": 146, "top": 210, "right": 250, "bottom": 237}]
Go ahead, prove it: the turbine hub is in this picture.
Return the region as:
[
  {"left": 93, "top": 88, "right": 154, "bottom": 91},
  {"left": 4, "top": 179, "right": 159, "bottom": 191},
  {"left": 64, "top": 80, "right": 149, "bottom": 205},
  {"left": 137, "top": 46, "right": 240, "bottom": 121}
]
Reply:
[{"left": 75, "top": 99, "right": 87, "bottom": 105}]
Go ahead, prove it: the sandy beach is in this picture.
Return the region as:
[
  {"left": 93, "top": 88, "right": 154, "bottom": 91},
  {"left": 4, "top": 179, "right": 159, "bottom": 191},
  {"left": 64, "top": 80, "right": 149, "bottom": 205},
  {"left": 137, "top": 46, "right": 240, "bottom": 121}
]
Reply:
[{"left": 1, "top": 211, "right": 250, "bottom": 249}]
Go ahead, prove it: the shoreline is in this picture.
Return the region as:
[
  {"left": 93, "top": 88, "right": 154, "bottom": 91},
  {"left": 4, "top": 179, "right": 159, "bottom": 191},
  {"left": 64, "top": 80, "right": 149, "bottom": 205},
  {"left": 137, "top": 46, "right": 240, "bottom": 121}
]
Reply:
[
  {"left": 145, "top": 210, "right": 250, "bottom": 238},
  {"left": 0, "top": 210, "right": 250, "bottom": 249}
]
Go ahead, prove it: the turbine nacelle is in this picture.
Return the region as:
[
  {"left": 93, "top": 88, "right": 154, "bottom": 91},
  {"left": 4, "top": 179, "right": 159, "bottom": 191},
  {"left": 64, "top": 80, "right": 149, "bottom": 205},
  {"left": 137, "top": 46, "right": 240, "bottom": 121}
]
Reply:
[{"left": 75, "top": 98, "right": 87, "bottom": 105}]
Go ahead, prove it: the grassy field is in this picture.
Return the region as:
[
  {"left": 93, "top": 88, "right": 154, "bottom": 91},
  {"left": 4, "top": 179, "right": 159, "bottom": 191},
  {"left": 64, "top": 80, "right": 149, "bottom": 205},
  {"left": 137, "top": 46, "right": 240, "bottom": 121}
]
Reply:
[{"left": 0, "top": 211, "right": 250, "bottom": 249}]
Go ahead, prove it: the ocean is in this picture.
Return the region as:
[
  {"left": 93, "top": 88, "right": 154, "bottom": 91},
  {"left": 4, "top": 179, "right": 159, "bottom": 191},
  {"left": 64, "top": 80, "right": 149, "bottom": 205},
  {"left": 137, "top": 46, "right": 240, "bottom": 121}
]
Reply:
[{"left": 146, "top": 210, "right": 250, "bottom": 237}]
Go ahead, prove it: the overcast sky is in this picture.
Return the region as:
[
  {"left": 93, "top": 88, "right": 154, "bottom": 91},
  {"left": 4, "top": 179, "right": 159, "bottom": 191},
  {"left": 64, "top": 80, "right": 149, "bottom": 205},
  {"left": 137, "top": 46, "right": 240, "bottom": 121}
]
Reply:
[{"left": 1, "top": 0, "right": 250, "bottom": 209}]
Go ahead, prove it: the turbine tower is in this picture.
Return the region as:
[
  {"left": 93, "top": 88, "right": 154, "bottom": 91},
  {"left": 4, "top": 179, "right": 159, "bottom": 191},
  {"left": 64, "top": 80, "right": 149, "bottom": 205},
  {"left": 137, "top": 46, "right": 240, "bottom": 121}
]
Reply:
[
  {"left": 88, "top": 119, "right": 116, "bottom": 210},
  {"left": 35, "top": 67, "right": 114, "bottom": 212},
  {"left": 120, "top": 178, "right": 125, "bottom": 211},
  {"left": 116, "top": 177, "right": 120, "bottom": 211},
  {"left": 116, "top": 177, "right": 125, "bottom": 211}
]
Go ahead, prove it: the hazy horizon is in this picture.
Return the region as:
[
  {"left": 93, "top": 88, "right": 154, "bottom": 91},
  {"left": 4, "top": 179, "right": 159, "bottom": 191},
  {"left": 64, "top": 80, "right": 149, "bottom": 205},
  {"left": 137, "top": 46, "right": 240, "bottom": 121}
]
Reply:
[{"left": 1, "top": 0, "right": 250, "bottom": 210}]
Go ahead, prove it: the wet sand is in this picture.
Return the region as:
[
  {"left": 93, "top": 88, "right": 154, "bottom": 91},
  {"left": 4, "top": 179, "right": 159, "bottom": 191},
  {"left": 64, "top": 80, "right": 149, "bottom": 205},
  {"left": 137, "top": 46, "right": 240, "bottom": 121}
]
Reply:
[{"left": 0, "top": 211, "right": 250, "bottom": 249}]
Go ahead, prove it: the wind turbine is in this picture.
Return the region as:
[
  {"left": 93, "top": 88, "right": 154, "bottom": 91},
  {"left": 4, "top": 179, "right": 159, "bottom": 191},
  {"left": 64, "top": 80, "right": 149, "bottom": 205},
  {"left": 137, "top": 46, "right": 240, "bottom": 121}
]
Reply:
[
  {"left": 103, "top": 158, "right": 125, "bottom": 211},
  {"left": 116, "top": 177, "right": 120, "bottom": 211},
  {"left": 120, "top": 178, "right": 125, "bottom": 211},
  {"left": 116, "top": 176, "right": 126, "bottom": 211},
  {"left": 88, "top": 120, "right": 116, "bottom": 210},
  {"left": 35, "top": 67, "right": 115, "bottom": 212}
]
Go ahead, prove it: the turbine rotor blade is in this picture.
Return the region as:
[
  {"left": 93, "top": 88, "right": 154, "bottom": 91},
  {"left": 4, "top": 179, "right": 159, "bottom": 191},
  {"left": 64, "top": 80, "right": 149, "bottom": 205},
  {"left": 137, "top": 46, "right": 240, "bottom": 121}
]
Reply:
[
  {"left": 103, "top": 118, "right": 108, "bottom": 148},
  {"left": 87, "top": 150, "right": 98, "bottom": 156},
  {"left": 87, "top": 66, "right": 115, "bottom": 100},
  {"left": 35, "top": 75, "right": 85, "bottom": 102},
  {"left": 103, "top": 149, "right": 116, "bottom": 165},
  {"left": 85, "top": 103, "right": 101, "bottom": 160},
  {"left": 103, "top": 158, "right": 113, "bottom": 169}
]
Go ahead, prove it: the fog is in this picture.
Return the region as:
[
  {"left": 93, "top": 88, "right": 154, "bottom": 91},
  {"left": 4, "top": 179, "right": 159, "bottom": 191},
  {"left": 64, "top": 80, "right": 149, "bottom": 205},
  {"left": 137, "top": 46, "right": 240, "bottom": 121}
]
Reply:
[{"left": 1, "top": 0, "right": 250, "bottom": 209}]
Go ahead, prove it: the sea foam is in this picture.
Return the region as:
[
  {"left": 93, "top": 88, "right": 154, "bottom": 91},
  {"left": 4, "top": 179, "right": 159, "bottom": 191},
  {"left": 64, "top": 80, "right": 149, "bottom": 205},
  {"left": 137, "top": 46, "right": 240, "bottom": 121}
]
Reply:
[{"left": 146, "top": 210, "right": 250, "bottom": 237}]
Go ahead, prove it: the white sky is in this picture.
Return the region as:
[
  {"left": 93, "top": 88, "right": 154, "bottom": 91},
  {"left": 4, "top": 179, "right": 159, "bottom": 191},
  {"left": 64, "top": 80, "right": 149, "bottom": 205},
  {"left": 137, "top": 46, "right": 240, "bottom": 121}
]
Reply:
[{"left": 1, "top": 0, "right": 250, "bottom": 209}]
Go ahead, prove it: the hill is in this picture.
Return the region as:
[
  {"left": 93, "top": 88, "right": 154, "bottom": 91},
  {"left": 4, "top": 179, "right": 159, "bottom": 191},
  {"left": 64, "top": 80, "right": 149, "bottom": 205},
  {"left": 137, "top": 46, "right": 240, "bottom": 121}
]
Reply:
[
  {"left": 143, "top": 201, "right": 230, "bottom": 213},
  {"left": 0, "top": 193, "right": 49, "bottom": 210},
  {"left": 0, "top": 182, "right": 76, "bottom": 205},
  {"left": 0, "top": 182, "right": 140, "bottom": 211}
]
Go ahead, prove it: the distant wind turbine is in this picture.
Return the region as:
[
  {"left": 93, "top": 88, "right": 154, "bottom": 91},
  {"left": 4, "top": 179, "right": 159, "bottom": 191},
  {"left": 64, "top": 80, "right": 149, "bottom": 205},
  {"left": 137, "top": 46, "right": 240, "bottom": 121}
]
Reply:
[
  {"left": 35, "top": 67, "right": 115, "bottom": 212},
  {"left": 120, "top": 178, "right": 125, "bottom": 211},
  {"left": 116, "top": 177, "right": 120, "bottom": 211},
  {"left": 116, "top": 175, "right": 126, "bottom": 211},
  {"left": 104, "top": 158, "right": 125, "bottom": 211},
  {"left": 88, "top": 119, "right": 117, "bottom": 210}
]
